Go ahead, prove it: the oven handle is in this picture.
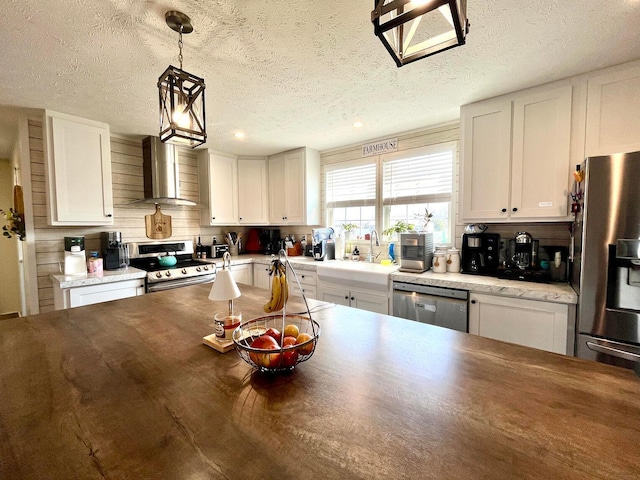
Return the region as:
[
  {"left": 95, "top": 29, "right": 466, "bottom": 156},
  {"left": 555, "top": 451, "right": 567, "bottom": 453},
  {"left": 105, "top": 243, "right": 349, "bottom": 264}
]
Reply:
[
  {"left": 147, "top": 273, "right": 216, "bottom": 292},
  {"left": 586, "top": 341, "right": 640, "bottom": 363}
]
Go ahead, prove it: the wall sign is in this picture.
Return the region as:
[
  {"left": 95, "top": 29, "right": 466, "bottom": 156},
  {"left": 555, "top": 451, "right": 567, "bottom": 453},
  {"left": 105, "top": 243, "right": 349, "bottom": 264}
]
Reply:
[{"left": 362, "top": 138, "right": 398, "bottom": 157}]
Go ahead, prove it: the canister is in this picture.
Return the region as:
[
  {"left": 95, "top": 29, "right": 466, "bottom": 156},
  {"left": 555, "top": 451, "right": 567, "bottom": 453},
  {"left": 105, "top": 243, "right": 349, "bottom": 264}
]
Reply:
[
  {"left": 446, "top": 248, "right": 461, "bottom": 273},
  {"left": 432, "top": 252, "right": 447, "bottom": 273}
]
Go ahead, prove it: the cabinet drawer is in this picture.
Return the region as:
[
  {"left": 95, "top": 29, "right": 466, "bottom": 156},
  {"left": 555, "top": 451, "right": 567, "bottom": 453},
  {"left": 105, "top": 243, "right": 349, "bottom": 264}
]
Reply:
[
  {"left": 291, "top": 284, "right": 316, "bottom": 300},
  {"left": 294, "top": 270, "right": 316, "bottom": 286}
]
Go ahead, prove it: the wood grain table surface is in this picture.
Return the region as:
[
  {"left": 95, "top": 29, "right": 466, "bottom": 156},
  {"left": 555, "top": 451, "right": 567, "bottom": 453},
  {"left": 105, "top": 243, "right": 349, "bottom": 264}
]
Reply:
[{"left": 1, "top": 284, "right": 639, "bottom": 480}]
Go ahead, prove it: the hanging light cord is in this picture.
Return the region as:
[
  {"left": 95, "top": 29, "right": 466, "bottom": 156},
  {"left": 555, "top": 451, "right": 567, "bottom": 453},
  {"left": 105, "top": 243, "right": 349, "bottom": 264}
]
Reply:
[{"left": 178, "top": 25, "right": 184, "bottom": 70}]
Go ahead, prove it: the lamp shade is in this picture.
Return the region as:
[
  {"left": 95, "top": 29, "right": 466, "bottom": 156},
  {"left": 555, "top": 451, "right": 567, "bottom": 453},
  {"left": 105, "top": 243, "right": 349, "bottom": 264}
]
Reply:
[
  {"left": 372, "top": 0, "right": 469, "bottom": 67},
  {"left": 208, "top": 269, "right": 241, "bottom": 301}
]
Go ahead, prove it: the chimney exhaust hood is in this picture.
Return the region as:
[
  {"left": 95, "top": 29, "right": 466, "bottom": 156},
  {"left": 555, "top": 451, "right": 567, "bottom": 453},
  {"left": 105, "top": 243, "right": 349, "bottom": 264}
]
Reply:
[{"left": 133, "top": 136, "right": 197, "bottom": 207}]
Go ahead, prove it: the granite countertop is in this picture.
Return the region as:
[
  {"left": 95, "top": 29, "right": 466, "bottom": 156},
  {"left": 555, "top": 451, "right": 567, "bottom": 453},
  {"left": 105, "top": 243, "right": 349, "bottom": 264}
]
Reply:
[
  {"left": 1, "top": 284, "right": 638, "bottom": 479},
  {"left": 49, "top": 266, "right": 147, "bottom": 288}
]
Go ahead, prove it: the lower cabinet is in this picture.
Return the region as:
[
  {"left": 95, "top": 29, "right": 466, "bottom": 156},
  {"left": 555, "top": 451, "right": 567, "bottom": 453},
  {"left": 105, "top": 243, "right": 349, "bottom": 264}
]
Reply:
[
  {"left": 317, "top": 285, "right": 389, "bottom": 315},
  {"left": 231, "top": 263, "right": 253, "bottom": 286},
  {"left": 53, "top": 279, "right": 145, "bottom": 310},
  {"left": 468, "top": 293, "right": 570, "bottom": 355},
  {"left": 253, "top": 263, "right": 272, "bottom": 290}
]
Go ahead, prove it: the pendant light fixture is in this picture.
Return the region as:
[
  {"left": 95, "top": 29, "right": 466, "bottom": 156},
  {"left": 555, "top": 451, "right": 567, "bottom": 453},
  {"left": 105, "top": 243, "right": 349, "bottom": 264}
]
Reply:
[
  {"left": 371, "top": 0, "right": 470, "bottom": 67},
  {"left": 158, "top": 11, "right": 206, "bottom": 148}
]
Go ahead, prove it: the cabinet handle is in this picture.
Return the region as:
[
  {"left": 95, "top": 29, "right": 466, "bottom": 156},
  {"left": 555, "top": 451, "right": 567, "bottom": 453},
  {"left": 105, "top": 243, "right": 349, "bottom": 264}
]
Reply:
[
  {"left": 471, "top": 300, "right": 476, "bottom": 304},
  {"left": 501, "top": 208, "right": 507, "bottom": 213},
  {"left": 212, "top": 217, "right": 216, "bottom": 220},
  {"left": 239, "top": 217, "right": 243, "bottom": 220},
  {"left": 350, "top": 296, "right": 355, "bottom": 301},
  {"left": 512, "top": 207, "right": 518, "bottom": 212},
  {"left": 106, "top": 213, "right": 113, "bottom": 217},
  {"left": 344, "top": 296, "right": 349, "bottom": 300}
]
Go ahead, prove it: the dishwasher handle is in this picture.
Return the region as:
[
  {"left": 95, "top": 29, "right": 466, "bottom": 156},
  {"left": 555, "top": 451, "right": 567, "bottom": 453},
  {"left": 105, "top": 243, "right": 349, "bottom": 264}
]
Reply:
[{"left": 415, "top": 302, "right": 437, "bottom": 313}]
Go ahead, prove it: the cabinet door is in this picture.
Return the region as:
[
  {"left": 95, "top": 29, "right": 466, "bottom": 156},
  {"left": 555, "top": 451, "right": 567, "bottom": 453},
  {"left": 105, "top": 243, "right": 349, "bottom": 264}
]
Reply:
[
  {"left": 283, "top": 151, "right": 305, "bottom": 224},
  {"left": 268, "top": 154, "right": 287, "bottom": 223},
  {"left": 238, "top": 158, "right": 268, "bottom": 224},
  {"left": 231, "top": 263, "right": 253, "bottom": 286},
  {"left": 46, "top": 112, "right": 114, "bottom": 225},
  {"left": 317, "top": 285, "right": 350, "bottom": 307},
  {"left": 468, "top": 293, "right": 569, "bottom": 355},
  {"left": 460, "top": 99, "right": 512, "bottom": 221},
  {"left": 511, "top": 86, "right": 572, "bottom": 219},
  {"left": 585, "top": 63, "right": 640, "bottom": 156},
  {"left": 253, "top": 263, "right": 272, "bottom": 290},
  {"left": 68, "top": 279, "right": 145, "bottom": 308},
  {"left": 351, "top": 291, "right": 389, "bottom": 315},
  {"left": 199, "top": 151, "right": 238, "bottom": 225}
]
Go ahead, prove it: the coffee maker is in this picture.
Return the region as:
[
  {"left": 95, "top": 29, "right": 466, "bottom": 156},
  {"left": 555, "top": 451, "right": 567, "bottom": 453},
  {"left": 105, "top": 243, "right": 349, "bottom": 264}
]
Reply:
[
  {"left": 262, "top": 229, "right": 281, "bottom": 255},
  {"left": 461, "top": 233, "right": 500, "bottom": 274},
  {"left": 101, "top": 231, "right": 130, "bottom": 270},
  {"left": 312, "top": 228, "right": 335, "bottom": 261},
  {"left": 64, "top": 236, "right": 87, "bottom": 275},
  {"left": 511, "top": 231, "right": 538, "bottom": 270}
]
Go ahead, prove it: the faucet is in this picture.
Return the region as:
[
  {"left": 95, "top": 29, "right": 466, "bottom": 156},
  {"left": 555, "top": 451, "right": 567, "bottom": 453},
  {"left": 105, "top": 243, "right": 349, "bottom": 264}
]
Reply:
[{"left": 366, "top": 229, "right": 380, "bottom": 263}]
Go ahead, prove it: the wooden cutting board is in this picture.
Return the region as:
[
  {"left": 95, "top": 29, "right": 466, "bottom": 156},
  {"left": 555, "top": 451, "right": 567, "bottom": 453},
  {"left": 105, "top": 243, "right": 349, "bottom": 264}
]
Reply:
[{"left": 145, "top": 204, "right": 172, "bottom": 239}]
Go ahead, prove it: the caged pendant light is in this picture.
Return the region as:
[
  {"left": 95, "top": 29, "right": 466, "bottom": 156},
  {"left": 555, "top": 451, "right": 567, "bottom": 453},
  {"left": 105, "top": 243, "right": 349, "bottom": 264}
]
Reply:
[
  {"left": 158, "top": 11, "right": 206, "bottom": 148},
  {"left": 371, "top": 0, "right": 470, "bottom": 67}
]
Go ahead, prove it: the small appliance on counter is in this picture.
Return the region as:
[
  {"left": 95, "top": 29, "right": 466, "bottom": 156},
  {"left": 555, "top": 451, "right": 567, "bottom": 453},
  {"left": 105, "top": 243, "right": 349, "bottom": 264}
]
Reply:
[
  {"left": 262, "top": 229, "right": 281, "bottom": 255},
  {"left": 312, "top": 227, "right": 335, "bottom": 261},
  {"left": 460, "top": 232, "right": 500, "bottom": 274},
  {"left": 101, "top": 231, "right": 130, "bottom": 270},
  {"left": 496, "top": 232, "right": 553, "bottom": 283},
  {"left": 398, "top": 232, "right": 434, "bottom": 273},
  {"left": 64, "top": 236, "right": 87, "bottom": 275}
]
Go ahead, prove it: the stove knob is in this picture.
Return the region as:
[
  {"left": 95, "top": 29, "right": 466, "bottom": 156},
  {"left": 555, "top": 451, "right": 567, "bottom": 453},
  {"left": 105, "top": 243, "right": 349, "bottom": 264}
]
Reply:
[
  {"left": 181, "top": 268, "right": 187, "bottom": 275},
  {"left": 165, "top": 271, "right": 171, "bottom": 277},
  {"left": 203, "top": 266, "right": 209, "bottom": 271},
  {"left": 196, "top": 266, "right": 202, "bottom": 272},
  {"left": 155, "top": 272, "right": 162, "bottom": 278}
]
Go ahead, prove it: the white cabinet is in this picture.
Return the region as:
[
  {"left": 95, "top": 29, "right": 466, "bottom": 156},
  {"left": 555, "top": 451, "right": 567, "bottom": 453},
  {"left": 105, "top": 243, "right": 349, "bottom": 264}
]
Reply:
[
  {"left": 53, "top": 279, "right": 145, "bottom": 310},
  {"left": 585, "top": 63, "right": 640, "bottom": 156},
  {"left": 253, "top": 263, "right": 272, "bottom": 290},
  {"left": 317, "top": 284, "right": 388, "bottom": 315},
  {"left": 461, "top": 85, "right": 572, "bottom": 222},
  {"left": 468, "top": 293, "right": 570, "bottom": 355},
  {"left": 268, "top": 147, "right": 320, "bottom": 225},
  {"left": 198, "top": 150, "right": 238, "bottom": 225},
  {"left": 44, "top": 111, "right": 114, "bottom": 225},
  {"left": 237, "top": 157, "right": 269, "bottom": 224},
  {"left": 231, "top": 263, "right": 253, "bottom": 285}
]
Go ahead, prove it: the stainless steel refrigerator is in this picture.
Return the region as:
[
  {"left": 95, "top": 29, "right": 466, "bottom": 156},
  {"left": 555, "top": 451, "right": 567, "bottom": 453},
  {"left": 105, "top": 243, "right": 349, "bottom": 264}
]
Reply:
[{"left": 572, "top": 151, "right": 640, "bottom": 374}]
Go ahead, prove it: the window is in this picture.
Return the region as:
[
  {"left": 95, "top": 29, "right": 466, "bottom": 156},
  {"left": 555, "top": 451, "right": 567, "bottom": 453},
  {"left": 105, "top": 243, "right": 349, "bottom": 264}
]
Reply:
[
  {"left": 325, "top": 160, "right": 376, "bottom": 237},
  {"left": 382, "top": 143, "right": 455, "bottom": 244}
]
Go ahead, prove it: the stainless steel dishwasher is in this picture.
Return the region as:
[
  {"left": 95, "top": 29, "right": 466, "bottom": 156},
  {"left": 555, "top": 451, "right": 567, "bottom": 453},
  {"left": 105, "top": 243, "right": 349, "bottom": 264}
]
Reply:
[{"left": 392, "top": 281, "right": 469, "bottom": 332}]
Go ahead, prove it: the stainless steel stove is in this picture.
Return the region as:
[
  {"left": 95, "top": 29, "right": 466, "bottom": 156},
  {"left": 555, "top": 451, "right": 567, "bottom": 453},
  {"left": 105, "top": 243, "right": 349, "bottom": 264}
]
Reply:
[{"left": 127, "top": 240, "right": 216, "bottom": 292}]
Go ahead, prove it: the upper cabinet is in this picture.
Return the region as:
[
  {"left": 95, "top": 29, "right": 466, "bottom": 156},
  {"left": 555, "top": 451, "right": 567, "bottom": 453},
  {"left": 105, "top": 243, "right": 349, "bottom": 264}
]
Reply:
[
  {"left": 44, "top": 110, "right": 114, "bottom": 225},
  {"left": 460, "top": 84, "right": 573, "bottom": 222},
  {"left": 237, "top": 157, "right": 269, "bottom": 225},
  {"left": 198, "top": 150, "right": 238, "bottom": 225},
  {"left": 268, "top": 147, "right": 320, "bottom": 225},
  {"left": 585, "top": 63, "right": 640, "bottom": 156}
]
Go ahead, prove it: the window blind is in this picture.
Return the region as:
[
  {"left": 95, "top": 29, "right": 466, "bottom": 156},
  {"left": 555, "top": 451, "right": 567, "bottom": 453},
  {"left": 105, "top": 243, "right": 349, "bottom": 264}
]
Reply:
[
  {"left": 382, "top": 146, "right": 453, "bottom": 205},
  {"left": 326, "top": 162, "right": 376, "bottom": 208}
]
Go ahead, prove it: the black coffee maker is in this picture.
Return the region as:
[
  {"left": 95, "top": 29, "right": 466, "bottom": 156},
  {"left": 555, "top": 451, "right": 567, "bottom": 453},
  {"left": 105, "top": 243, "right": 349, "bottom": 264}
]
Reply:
[
  {"left": 461, "top": 233, "right": 500, "bottom": 274},
  {"left": 262, "top": 229, "right": 281, "bottom": 255},
  {"left": 101, "top": 231, "right": 129, "bottom": 270}
]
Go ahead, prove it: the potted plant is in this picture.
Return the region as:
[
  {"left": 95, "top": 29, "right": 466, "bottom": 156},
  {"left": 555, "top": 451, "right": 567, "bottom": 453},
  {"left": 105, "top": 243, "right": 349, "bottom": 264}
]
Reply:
[
  {"left": 382, "top": 220, "right": 415, "bottom": 241},
  {"left": 414, "top": 207, "right": 434, "bottom": 233},
  {"left": 341, "top": 223, "right": 358, "bottom": 255}
]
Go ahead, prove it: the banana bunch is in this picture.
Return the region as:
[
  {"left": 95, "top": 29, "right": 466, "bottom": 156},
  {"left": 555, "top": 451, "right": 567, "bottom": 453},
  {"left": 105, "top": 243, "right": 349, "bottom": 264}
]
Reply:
[{"left": 263, "top": 260, "right": 289, "bottom": 313}]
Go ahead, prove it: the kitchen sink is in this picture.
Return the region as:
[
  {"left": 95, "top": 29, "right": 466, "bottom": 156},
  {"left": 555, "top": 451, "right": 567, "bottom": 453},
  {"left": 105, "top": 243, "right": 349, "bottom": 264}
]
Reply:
[{"left": 315, "top": 261, "right": 398, "bottom": 291}]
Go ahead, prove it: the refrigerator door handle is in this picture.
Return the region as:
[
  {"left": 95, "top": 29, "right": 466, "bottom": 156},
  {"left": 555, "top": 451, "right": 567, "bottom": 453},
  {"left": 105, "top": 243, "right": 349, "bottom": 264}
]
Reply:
[{"left": 586, "top": 341, "right": 640, "bottom": 363}]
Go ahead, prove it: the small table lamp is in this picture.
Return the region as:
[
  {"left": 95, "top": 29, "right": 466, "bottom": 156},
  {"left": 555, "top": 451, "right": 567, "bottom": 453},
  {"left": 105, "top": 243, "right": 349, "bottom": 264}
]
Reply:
[{"left": 203, "top": 252, "right": 241, "bottom": 353}]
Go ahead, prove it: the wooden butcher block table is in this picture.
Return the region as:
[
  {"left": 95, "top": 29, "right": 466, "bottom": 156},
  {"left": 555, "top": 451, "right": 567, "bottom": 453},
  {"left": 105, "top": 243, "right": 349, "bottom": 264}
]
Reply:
[{"left": 1, "top": 284, "right": 639, "bottom": 479}]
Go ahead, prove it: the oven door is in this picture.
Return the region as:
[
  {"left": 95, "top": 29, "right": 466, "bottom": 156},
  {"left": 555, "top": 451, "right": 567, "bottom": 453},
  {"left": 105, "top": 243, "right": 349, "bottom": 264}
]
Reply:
[{"left": 147, "top": 273, "right": 216, "bottom": 292}]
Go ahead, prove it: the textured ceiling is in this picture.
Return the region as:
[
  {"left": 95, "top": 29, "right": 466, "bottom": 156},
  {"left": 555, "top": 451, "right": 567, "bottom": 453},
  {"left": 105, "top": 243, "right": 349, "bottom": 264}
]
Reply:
[{"left": 0, "top": 0, "right": 639, "bottom": 158}]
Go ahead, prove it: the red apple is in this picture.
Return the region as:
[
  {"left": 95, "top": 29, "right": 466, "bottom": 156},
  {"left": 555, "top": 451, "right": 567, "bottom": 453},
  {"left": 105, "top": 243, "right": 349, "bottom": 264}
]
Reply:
[
  {"left": 282, "top": 336, "right": 297, "bottom": 348},
  {"left": 249, "top": 335, "right": 281, "bottom": 367},
  {"left": 264, "top": 328, "right": 282, "bottom": 344}
]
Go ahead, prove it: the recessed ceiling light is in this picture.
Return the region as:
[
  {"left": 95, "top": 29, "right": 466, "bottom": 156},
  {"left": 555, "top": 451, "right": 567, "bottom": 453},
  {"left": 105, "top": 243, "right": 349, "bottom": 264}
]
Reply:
[
  {"left": 353, "top": 121, "right": 364, "bottom": 128},
  {"left": 234, "top": 132, "right": 245, "bottom": 138}
]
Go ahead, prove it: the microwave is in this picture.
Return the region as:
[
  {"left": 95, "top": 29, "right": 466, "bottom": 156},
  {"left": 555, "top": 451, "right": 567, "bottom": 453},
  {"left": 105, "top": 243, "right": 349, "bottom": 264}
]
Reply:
[{"left": 399, "top": 233, "right": 434, "bottom": 273}]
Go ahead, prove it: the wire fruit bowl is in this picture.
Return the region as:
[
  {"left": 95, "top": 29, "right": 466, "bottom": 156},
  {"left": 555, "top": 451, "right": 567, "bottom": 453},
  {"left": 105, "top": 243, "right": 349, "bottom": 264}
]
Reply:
[
  {"left": 232, "top": 250, "right": 320, "bottom": 372},
  {"left": 232, "top": 314, "right": 320, "bottom": 372}
]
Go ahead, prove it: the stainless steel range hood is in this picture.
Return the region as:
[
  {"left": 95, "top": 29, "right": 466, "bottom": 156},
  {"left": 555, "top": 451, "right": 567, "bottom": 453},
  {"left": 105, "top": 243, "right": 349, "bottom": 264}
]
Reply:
[{"left": 131, "top": 136, "right": 197, "bottom": 207}]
